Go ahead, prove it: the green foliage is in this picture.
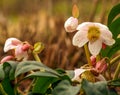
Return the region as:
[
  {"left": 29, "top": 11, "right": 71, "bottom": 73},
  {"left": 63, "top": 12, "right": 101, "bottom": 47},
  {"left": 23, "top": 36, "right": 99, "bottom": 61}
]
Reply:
[
  {"left": 82, "top": 79, "right": 118, "bottom": 95},
  {"left": 102, "top": 3, "right": 120, "bottom": 58},
  {"left": 52, "top": 80, "right": 81, "bottom": 95},
  {"left": 108, "top": 3, "right": 120, "bottom": 25}
]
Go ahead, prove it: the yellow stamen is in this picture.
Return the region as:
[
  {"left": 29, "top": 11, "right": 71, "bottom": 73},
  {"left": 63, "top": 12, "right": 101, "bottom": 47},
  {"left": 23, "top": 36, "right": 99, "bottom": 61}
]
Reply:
[{"left": 87, "top": 26, "right": 100, "bottom": 42}]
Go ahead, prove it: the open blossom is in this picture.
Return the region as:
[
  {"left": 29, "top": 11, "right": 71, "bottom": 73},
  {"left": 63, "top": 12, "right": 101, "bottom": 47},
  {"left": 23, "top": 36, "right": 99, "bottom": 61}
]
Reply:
[
  {"left": 64, "top": 16, "right": 78, "bottom": 32},
  {"left": 72, "top": 22, "right": 115, "bottom": 56},
  {"left": 4, "top": 38, "right": 31, "bottom": 61}
]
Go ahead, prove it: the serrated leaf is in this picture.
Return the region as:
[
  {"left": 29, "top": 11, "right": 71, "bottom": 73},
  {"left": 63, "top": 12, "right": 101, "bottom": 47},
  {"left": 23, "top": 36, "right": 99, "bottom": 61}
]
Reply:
[
  {"left": 108, "top": 3, "right": 120, "bottom": 25},
  {"left": 72, "top": 4, "right": 79, "bottom": 18},
  {"left": 52, "top": 80, "right": 81, "bottom": 95}
]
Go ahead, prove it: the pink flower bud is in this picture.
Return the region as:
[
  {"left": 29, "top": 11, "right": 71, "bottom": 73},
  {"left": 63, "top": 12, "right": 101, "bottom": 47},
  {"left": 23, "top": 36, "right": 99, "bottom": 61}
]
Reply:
[
  {"left": 22, "top": 43, "right": 31, "bottom": 51},
  {"left": 90, "top": 56, "right": 96, "bottom": 67},
  {"left": 64, "top": 17, "right": 78, "bottom": 32},
  {"left": 1, "top": 55, "right": 14, "bottom": 64},
  {"left": 102, "top": 43, "right": 107, "bottom": 49},
  {"left": 95, "top": 58, "right": 107, "bottom": 73}
]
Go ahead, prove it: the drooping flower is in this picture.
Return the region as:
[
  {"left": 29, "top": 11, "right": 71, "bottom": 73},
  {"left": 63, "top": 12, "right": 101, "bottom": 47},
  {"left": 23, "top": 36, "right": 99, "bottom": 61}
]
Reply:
[
  {"left": 72, "top": 22, "right": 115, "bottom": 56},
  {"left": 4, "top": 38, "right": 31, "bottom": 61},
  {"left": 64, "top": 16, "right": 78, "bottom": 32}
]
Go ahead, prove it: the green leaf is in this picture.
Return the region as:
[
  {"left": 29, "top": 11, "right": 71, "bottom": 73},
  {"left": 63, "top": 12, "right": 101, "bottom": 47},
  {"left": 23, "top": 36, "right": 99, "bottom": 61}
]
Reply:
[
  {"left": 32, "top": 77, "right": 57, "bottom": 94},
  {"left": 101, "top": 38, "right": 120, "bottom": 58},
  {"left": 52, "top": 80, "right": 81, "bottom": 95},
  {"left": 108, "top": 17, "right": 120, "bottom": 39},
  {"left": 108, "top": 3, "right": 120, "bottom": 25},
  {"left": 25, "top": 71, "right": 59, "bottom": 78},
  {"left": 1, "top": 78, "right": 15, "bottom": 95},
  {"left": 15, "top": 61, "right": 61, "bottom": 78},
  {"left": 1, "top": 62, "right": 17, "bottom": 95},
  {"left": 0, "top": 64, "right": 5, "bottom": 80},
  {"left": 108, "top": 79, "right": 120, "bottom": 87},
  {"left": 107, "top": 38, "right": 120, "bottom": 57},
  {"left": 0, "top": 61, "right": 18, "bottom": 80},
  {"left": 66, "top": 70, "right": 74, "bottom": 79},
  {"left": 82, "top": 79, "right": 109, "bottom": 95}
]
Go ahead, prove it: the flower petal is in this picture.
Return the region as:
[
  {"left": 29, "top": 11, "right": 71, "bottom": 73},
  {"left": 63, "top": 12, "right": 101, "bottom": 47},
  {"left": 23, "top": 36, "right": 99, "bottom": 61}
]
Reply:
[
  {"left": 4, "top": 38, "right": 21, "bottom": 52},
  {"left": 88, "top": 39, "right": 102, "bottom": 56},
  {"left": 72, "top": 30, "right": 88, "bottom": 47},
  {"left": 100, "top": 30, "right": 115, "bottom": 45},
  {"left": 15, "top": 45, "right": 28, "bottom": 60},
  {"left": 77, "top": 22, "right": 93, "bottom": 31},
  {"left": 94, "top": 22, "right": 109, "bottom": 31},
  {"left": 72, "top": 68, "right": 86, "bottom": 81}
]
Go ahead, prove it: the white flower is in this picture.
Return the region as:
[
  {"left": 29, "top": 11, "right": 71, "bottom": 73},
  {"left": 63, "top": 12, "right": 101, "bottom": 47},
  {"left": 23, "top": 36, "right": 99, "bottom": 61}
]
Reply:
[
  {"left": 64, "top": 16, "right": 78, "bottom": 32},
  {"left": 72, "top": 22, "right": 115, "bottom": 56}
]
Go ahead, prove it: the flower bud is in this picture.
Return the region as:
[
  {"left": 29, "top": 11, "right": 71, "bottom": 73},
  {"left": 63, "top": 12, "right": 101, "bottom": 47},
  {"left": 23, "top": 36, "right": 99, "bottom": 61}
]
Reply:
[
  {"left": 95, "top": 58, "right": 107, "bottom": 73},
  {"left": 64, "top": 17, "right": 78, "bottom": 32},
  {"left": 90, "top": 56, "right": 96, "bottom": 67}
]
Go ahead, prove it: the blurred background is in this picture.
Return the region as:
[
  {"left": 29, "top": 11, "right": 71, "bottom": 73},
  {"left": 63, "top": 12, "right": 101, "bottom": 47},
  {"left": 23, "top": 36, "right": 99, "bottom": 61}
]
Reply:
[{"left": 0, "top": 0, "right": 119, "bottom": 69}]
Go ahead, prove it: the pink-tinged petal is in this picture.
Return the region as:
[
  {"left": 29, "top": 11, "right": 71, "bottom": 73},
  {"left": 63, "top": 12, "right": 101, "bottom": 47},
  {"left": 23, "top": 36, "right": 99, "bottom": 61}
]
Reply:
[
  {"left": 72, "top": 30, "right": 88, "bottom": 47},
  {"left": 15, "top": 45, "right": 28, "bottom": 60},
  {"left": 94, "top": 22, "right": 109, "bottom": 31},
  {"left": 1, "top": 55, "right": 14, "bottom": 64},
  {"left": 77, "top": 22, "right": 93, "bottom": 31},
  {"left": 101, "top": 36, "right": 115, "bottom": 46},
  {"left": 64, "top": 16, "right": 78, "bottom": 32},
  {"left": 88, "top": 39, "right": 102, "bottom": 56},
  {"left": 72, "top": 68, "right": 86, "bottom": 81},
  {"left": 100, "top": 29, "right": 115, "bottom": 46},
  {"left": 4, "top": 38, "right": 21, "bottom": 52}
]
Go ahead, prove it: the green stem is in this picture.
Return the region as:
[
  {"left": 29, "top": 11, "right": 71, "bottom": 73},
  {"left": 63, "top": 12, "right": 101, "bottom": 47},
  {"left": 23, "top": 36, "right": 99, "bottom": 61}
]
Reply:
[
  {"left": 0, "top": 83, "right": 7, "bottom": 95},
  {"left": 32, "top": 52, "right": 41, "bottom": 62},
  {"left": 84, "top": 44, "right": 92, "bottom": 66},
  {"left": 110, "top": 54, "right": 120, "bottom": 65},
  {"left": 113, "top": 62, "right": 120, "bottom": 79},
  {"left": 96, "top": 54, "right": 100, "bottom": 62}
]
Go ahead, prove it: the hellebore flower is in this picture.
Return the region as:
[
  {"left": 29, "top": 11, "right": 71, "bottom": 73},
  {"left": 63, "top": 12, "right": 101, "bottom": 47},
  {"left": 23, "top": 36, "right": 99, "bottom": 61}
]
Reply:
[
  {"left": 72, "top": 22, "right": 115, "bottom": 56},
  {"left": 64, "top": 16, "right": 78, "bottom": 32},
  {"left": 4, "top": 38, "right": 31, "bottom": 61}
]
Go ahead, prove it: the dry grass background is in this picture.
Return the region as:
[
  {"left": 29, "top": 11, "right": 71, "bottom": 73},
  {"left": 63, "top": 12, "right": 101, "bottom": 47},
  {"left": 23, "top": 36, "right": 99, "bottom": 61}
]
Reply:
[{"left": 0, "top": 0, "right": 120, "bottom": 70}]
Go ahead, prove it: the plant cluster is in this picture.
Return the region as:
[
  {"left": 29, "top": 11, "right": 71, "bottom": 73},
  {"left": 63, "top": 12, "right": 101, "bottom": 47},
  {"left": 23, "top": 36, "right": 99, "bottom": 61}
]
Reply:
[{"left": 0, "top": 3, "right": 120, "bottom": 95}]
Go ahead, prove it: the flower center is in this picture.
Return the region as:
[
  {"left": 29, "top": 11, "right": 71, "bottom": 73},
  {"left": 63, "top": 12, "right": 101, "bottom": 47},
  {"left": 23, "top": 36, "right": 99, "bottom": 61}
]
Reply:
[{"left": 87, "top": 26, "right": 100, "bottom": 42}]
